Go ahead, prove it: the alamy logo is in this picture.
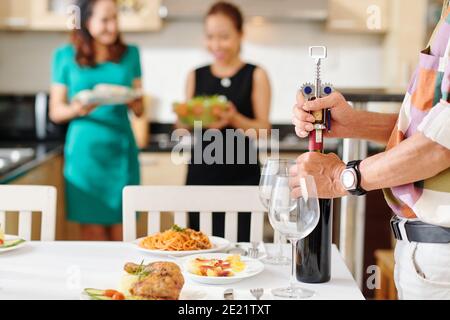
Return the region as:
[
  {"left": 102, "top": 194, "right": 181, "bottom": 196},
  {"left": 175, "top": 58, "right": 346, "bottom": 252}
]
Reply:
[
  {"left": 66, "top": 5, "right": 81, "bottom": 30},
  {"left": 170, "top": 122, "right": 279, "bottom": 165},
  {"left": 66, "top": 265, "right": 82, "bottom": 291},
  {"left": 366, "top": 265, "right": 381, "bottom": 290},
  {"left": 366, "top": 4, "right": 382, "bottom": 31}
]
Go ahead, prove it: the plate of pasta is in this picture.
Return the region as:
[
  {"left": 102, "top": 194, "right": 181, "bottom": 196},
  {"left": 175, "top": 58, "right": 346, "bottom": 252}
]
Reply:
[{"left": 133, "top": 225, "right": 231, "bottom": 257}]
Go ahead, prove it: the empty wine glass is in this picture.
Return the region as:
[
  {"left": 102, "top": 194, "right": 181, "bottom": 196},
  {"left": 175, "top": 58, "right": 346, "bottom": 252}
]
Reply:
[
  {"left": 269, "top": 175, "right": 320, "bottom": 299},
  {"left": 259, "top": 159, "right": 296, "bottom": 265}
]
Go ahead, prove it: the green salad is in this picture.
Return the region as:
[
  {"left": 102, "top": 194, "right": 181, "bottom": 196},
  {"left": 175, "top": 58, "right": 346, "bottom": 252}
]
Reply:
[
  {"left": 173, "top": 95, "right": 229, "bottom": 127},
  {"left": 0, "top": 224, "right": 25, "bottom": 249}
]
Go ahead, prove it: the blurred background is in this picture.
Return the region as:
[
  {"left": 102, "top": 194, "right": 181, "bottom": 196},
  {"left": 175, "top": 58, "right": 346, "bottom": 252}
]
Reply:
[{"left": 0, "top": 0, "right": 444, "bottom": 299}]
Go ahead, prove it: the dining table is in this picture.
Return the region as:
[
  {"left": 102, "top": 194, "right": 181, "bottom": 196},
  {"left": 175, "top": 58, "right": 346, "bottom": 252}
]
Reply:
[{"left": 0, "top": 241, "right": 365, "bottom": 300}]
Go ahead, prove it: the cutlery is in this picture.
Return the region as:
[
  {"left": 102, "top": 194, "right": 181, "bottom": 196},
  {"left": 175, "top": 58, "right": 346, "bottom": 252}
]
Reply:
[
  {"left": 226, "top": 244, "right": 247, "bottom": 255},
  {"left": 247, "top": 247, "right": 260, "bottom": 259},
  {"left": 250, "top": 288, "right": 264, "bottom": 300},
  {"left": 224, "top": 288, "right": 234, "bottom": 300},
  {"left": 227, "top": 243, "right": 261, "bottom": 259}
]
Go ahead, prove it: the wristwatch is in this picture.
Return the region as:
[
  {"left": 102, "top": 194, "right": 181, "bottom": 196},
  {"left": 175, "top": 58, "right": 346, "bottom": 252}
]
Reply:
[{"left": 340, "top": 160, "right": 367, "bottom": 196}]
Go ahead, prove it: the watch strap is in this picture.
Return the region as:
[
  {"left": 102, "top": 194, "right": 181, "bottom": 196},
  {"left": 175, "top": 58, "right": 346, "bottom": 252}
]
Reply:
[{"left": 346, "top": 160, "right": 367, "bottom": 196}]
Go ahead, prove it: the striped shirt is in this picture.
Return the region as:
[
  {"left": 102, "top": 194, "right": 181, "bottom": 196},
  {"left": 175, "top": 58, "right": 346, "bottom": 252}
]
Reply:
[{"left": 383, "top": 8, "right": 450, "bottom": 227}]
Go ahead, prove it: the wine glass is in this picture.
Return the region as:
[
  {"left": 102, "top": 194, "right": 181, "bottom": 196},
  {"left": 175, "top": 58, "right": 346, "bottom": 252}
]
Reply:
[
  {"left": 269, "top": 174, "right": 320, "bottom": 299},
  {"left": 259, "top": 159, "right": 296, "bottom": 265}
]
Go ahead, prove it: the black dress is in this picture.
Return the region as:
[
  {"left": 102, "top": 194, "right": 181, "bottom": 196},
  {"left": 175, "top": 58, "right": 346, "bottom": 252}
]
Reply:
[{"left": 186, "top": 64, "right": 261, "bottom": 241}]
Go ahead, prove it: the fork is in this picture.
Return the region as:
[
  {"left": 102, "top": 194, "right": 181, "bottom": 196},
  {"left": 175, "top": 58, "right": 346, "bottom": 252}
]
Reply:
[
  {"left": 247, "top": 247, "right": 260, "bottom": 259},
  {"left": 248, "top": 241, "right": 261, "bottom": 258},
  {"left": 250, "top": 288, "right": 264, "bottom": 300}
]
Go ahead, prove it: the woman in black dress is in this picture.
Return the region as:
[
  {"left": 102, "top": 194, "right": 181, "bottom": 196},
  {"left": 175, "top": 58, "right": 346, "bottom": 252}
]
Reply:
[{"left": 180, "top": 2, "right": 272, "bottom": 241}]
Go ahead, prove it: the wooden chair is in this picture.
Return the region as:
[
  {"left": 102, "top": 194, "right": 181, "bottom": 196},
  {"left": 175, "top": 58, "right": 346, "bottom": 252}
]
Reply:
[
  {"left": 123, "top": 186, "right": 266, "bottom": 242},
  {"left": 0, "top": 185, "right": 57, "bottom": 241}
]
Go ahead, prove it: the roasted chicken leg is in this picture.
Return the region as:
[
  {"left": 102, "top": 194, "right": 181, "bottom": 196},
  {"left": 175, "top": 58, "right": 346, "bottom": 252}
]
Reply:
[{"left": 124, "top": 261, "right": 184, "bottom": 300}]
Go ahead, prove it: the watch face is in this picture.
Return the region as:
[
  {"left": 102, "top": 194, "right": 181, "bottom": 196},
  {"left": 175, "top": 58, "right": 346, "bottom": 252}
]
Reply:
[{"left": 342, "top": 170, "right": 356, "bottom": 189}]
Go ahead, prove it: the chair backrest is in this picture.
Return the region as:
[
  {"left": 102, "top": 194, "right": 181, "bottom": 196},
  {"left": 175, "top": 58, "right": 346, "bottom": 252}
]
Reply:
[
  {"left": 123, "top": 186, "right": 266, "bottom": 243},
  {"left": 0, "top": 185, "right": 57, "bottom": 241}
]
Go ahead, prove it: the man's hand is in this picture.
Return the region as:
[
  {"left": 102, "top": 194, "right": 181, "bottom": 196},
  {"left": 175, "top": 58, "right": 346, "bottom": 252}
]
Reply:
[
  {"left": 292, "top": 91, "right": 357, "bottom": 139},
  {"left": 289, "top": 152, "right": 348, "bottom": 199}
]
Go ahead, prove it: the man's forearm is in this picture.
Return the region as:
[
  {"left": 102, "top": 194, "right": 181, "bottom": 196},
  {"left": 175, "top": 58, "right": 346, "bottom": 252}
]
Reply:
[
  {"left": 359, "top": 132, "right": 450, "bottom": 191},
  {"left": 349, "top": 110, "right": 398, "bottom": 144}
]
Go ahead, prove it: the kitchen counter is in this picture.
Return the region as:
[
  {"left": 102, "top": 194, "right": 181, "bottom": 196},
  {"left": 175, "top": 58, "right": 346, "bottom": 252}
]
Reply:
[
  {"left": 0, "top": 141, "right": 64, "bottom": 184},
  {"left": 144, "top": 87, "right": 404, "bottom": 156},
  {"left": 142, "top": 135, "right": 341, "bottom": 153},
  {"left": 0, "top": 135, "right": 326, "bottom": 186}
]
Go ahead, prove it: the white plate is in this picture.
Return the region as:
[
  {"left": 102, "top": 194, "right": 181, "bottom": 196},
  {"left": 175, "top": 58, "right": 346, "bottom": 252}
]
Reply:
[
  {"left": 133, "top": 236, "right": 231, "bottom": 257},
  {"left": 0, "top": 235, "right": 26, "bottom": 253},
  {"left": 73, "top": 86, "right": 142, "bottom": 106},
  {"left": 181, "top": 253, "right": 265, "bottom": 285}
]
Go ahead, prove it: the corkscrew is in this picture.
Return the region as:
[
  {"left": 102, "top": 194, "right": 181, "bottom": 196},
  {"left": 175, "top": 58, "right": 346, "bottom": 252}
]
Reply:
[{"left": 300, "top": 46, "right": 333, "bottom": 152}]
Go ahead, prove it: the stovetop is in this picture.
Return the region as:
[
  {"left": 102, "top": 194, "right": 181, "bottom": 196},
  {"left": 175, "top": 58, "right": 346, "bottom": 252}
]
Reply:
[{"left": 0, "top": 148, "right": 36, "bottom": 176}]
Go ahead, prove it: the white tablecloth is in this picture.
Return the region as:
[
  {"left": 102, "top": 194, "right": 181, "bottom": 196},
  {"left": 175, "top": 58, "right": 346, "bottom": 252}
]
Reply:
[{"left": 0, "top": 242, "right": 364, "bottom": 300}]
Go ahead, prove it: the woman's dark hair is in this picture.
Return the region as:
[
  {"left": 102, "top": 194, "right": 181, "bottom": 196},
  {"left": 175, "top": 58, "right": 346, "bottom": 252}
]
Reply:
[
  {"left": 72, "top": 0, "right": 126, "bottom": 67},
  {"left": 206, "top": 1, "right": 244, "bottom": 33}
]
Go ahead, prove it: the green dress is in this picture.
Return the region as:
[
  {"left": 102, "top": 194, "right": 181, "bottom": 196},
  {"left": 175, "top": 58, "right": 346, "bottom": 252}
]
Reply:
[{"left": 52, "top": 44, "right": 141, "bottom": 225}]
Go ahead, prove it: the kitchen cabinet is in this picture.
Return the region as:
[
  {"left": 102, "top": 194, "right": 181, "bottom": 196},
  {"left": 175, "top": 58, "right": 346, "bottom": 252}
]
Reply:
[
  {"left": 29, "top": 0, "right": 69, "bottom": 31},
  {"left": 327, "top": 0, "right": 388, "bottom": 33},
  {"left": 0, "top": 0, "right": 30, "bottom": 30},
  {"left": 116, "top": 0, "right": 162, "bottom": 32},
  {"left": 382, "top": 0, "right": 428, "bottom": 91},
  {"left": 139, "top": 152, "right": 189, "bottom": 186},
  {"left": 374, "top": 249, "right": 397, "bottom": 300},
  {"left": 29, "top": 0, "right": 162, "bottom": 32}
]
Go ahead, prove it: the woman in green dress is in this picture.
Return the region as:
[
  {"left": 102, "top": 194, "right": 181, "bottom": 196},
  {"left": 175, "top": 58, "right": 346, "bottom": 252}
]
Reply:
[{"left": 49, "top": 0, "right": 143, "bottom": 241}]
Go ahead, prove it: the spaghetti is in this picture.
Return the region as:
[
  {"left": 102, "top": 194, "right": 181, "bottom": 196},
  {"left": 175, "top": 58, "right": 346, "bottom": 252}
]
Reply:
[{"left": 139, "top": 226, "right": 212, "bottom": 251}]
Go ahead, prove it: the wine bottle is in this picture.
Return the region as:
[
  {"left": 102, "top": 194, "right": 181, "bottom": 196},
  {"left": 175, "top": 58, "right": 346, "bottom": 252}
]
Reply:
[
  {"left": 296, "top": 122, "right": 333, "bottom": 283},
  {"left": 297, "top": 46, "right": 333, "bottom": 283},
  {"left": 297, "top": 106, "right": 333, "bottom": 283},
  {"left": 296, "top": 198, "right": 333, "bottom": 283}
]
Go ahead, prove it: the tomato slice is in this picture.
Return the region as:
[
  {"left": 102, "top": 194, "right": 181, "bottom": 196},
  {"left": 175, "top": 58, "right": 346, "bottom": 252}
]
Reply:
[
  {"left": 104, "top": 289, "right": 118, "bottom": 298},
  {"left": 112, "top": 292, "right": 125, "bottom": 300}
]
